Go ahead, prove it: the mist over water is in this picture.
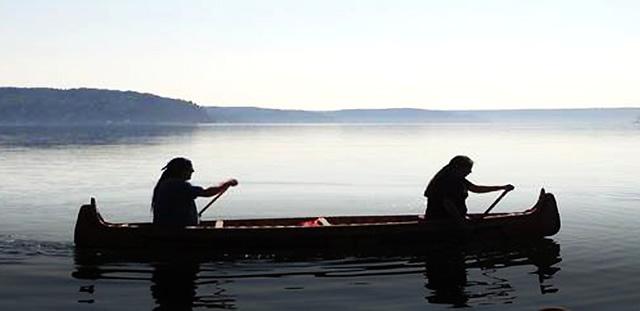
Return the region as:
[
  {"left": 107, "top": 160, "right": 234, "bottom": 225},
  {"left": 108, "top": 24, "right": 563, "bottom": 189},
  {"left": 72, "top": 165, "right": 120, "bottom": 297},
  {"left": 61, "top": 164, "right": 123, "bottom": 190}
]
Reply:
[{"left": 1, "top": 123, "right": 640, "bottom": 310}]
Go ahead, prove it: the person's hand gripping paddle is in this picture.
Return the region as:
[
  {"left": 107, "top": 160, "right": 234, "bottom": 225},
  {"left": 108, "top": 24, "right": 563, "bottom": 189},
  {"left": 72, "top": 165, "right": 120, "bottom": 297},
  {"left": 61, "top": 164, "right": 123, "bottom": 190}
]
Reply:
[{"left": 198, "top": 179, "right": 238, "bottom": 218}]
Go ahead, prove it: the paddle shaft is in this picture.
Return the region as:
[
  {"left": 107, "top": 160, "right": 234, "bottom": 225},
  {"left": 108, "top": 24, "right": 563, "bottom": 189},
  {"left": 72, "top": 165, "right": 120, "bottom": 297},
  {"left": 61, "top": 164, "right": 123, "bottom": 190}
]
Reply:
[
  {"left": 198, "top": 187, "right": 228, "bottom": 217},
  {"left": 483, "top": 189, "right": 511, "bottom": 215}
]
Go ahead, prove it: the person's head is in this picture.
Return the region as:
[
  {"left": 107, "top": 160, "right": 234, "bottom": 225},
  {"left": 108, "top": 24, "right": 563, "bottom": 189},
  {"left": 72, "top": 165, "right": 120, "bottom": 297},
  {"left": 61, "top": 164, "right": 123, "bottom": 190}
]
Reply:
[
  {"left": 448, "top": 155, "right": 473, "bottom": 177},
  {"left": 161, "top": 157, "right": 194, "bottom": 181},
  {"left": 151, "top": 157, "right": 194, "bottom": 212}
]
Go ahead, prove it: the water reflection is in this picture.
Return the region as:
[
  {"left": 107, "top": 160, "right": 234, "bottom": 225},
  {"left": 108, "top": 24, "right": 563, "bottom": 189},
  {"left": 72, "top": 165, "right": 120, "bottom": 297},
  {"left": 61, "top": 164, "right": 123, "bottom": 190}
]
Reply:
[
  {"left": 422, "top": 239, "right": 560, "bottom": 307},
  {"left": 72, "top": 252, "right": 236, "bottom": 310},
  {"left": 151, "top": 261, "right": 236, "bottom": 310},
  {"left": 72, "top": 239, "right": 560, "bottom": 309},
  {"left": 423, "top": 244, "right": 470, "bottom": 306},
  {"left": 150, "top": 261, "right": 199, "bottom": 310}
]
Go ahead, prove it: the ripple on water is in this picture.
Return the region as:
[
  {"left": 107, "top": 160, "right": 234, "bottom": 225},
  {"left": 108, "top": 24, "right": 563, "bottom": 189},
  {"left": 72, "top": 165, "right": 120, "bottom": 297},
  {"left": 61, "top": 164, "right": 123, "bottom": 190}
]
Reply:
[{"left": 0, "top": 235, "right": 73, "bottom": 263}]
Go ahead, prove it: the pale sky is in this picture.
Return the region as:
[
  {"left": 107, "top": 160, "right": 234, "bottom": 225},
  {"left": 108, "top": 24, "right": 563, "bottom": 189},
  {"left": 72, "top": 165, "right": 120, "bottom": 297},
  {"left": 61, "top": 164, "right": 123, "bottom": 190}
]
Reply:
[{"left": 2, "top": 0, "right": 640, "bottom": 110}]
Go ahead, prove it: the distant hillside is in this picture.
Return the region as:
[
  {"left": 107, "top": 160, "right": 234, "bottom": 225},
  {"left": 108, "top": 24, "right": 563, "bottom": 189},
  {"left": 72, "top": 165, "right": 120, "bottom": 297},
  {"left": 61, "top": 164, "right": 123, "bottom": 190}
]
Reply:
[
  {"left": 2, "top": 87, "right": 638, "bottom": 125},
  {"left": 329, "top": 108, "right": 479, "bottom": 122},
  {"left": 205, "top": 107, "right": 480, "bottom": 123},
  {"left": 207, "top": 106, "right": 333, "bottom": 123},
  {"left": 473, "top": 108, "right": 640, "bottom": 124},
  {"left": 0, "top": 87, "right": 209, "bottom": 125},
  {"left": 205, "top": 106, "right": 640, "bottom": 124}
]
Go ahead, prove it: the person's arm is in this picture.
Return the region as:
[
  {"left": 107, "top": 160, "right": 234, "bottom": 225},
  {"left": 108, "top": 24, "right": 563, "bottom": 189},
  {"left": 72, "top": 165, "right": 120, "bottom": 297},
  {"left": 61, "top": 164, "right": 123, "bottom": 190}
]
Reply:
[
  {"left": 467, "top": 182, "right": 514, "bottom": 194},
  {"left": 201, "top": 179, "right": 238, "bottom": 197}
]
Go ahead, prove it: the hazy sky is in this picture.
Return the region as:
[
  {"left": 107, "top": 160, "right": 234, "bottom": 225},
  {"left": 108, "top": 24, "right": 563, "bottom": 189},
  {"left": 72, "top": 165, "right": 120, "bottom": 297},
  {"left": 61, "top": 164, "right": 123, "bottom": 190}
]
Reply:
[{"left": 2, "top": 1, "right": 640, "bottom": 110}]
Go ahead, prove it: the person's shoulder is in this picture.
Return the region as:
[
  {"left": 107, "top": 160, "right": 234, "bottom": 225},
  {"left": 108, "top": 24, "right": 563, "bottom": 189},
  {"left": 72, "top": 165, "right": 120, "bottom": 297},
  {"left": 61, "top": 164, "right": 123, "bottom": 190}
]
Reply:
[{"left": 160, "top": 178, "right": 190, "bottom": 189}]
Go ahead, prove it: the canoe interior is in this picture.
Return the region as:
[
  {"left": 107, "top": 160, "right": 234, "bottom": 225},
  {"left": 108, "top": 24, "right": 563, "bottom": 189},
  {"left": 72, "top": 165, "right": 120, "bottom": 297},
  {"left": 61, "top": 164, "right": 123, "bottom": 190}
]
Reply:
[{"left": 112, "top": 212, "right": 520, "bottom": 229}]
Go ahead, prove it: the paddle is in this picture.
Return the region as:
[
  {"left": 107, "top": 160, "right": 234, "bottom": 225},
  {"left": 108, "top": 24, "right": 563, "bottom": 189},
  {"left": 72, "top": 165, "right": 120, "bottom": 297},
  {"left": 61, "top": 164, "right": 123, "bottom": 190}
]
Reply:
[
  {"left": 482, "top": 188, "right": 512, "bottom": 215},
  {"left": 198, "top": 187, "right": 229, "bottom": 217}
]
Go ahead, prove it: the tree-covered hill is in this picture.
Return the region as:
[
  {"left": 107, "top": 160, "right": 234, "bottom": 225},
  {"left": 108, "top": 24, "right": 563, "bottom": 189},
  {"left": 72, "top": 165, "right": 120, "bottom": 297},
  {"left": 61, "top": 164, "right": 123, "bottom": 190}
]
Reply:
[{"left": 0, "top": 87, "right": 210, "bottom": 124}]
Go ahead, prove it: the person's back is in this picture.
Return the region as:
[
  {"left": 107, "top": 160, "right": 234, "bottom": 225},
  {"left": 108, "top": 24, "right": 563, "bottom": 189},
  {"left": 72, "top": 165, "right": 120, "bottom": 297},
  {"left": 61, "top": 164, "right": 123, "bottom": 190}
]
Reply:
[
  {"left": 152, "top": 178, "right": 202, "bottom": 226},
  {"left": 424, "top": 167, "right": 469, "bottom": 219}
]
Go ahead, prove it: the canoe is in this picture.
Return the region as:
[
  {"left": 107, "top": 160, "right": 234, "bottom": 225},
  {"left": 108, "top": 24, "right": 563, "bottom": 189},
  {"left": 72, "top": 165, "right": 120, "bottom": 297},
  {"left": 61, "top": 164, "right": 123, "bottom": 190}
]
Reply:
[{"left": 74, "top": 189, "right": 560, "bottom": 250}]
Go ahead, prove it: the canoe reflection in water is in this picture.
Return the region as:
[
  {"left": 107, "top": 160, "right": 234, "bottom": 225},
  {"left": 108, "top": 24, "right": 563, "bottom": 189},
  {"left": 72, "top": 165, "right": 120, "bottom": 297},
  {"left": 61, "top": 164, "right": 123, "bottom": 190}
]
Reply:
[
  {"left": 72, "top": 239, "right": 561, "bottom": 309},
  {"left": 73, "top": 255, "right": 236, "bottom": 310},
  {"left": 423, "top": 239, "right": 560, "bottom": 307}
]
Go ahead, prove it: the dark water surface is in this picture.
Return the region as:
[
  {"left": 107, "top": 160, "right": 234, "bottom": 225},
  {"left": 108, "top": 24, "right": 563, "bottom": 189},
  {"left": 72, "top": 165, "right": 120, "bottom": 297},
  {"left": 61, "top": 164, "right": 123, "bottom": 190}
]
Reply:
[{"left": 2, "top": 123, "right": 640, "bottom": 310}]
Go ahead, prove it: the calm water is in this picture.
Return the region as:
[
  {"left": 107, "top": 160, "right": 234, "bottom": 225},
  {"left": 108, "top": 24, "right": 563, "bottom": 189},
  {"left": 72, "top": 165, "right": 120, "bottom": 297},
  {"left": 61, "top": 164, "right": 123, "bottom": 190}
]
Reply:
[{"left": 1, "top": 123, "right": 640, "bottom": 310}]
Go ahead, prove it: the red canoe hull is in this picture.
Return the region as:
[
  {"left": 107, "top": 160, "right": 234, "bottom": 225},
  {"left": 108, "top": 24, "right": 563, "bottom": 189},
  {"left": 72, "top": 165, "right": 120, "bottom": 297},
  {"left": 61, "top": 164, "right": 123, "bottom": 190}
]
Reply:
[{"left": 74, "top": 189, "right": 560, "bottom": 251}]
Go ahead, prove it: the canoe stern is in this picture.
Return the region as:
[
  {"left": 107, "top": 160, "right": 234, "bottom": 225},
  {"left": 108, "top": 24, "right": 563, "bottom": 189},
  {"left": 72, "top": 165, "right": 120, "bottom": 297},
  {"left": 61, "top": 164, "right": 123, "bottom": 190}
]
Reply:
[{"left": 74, "top": 198, "right": 103, "bottom": 248}]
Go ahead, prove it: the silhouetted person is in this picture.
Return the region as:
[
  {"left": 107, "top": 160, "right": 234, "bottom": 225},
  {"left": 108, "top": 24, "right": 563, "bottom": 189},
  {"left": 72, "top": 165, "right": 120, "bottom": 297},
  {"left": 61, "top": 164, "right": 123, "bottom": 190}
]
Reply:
[
  {"left": 424, "top": 155, "right": 513, "bottom": 225},
  {"left": 152, "top": 157, "right": 238, "bottom": 226}
]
